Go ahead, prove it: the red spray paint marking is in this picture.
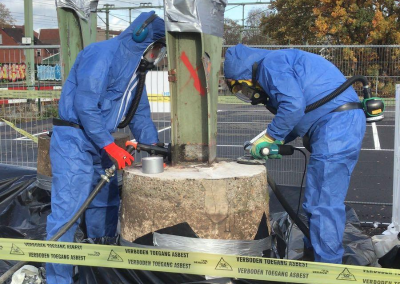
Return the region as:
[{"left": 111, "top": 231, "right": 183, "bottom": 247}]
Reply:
[{"left": 180, "top": 51, "right": 206, "bottom": 96}]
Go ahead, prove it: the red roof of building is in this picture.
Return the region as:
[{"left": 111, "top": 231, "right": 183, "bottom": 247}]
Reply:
[
  {"left": 1, "top": 26, "right": 42, "bottom": 45},
  {"left": 39, "top": 29, "right": 60, "bottom": 45}
]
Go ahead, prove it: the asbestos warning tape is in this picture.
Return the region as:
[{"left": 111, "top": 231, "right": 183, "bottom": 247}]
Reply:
[{"left": 0, "top": 238, "right": 399, "bottom": 284}]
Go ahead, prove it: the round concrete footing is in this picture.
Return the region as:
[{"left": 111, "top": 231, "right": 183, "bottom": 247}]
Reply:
[{"left": 121, "top": 161, "right": 269, "bottom": 241}]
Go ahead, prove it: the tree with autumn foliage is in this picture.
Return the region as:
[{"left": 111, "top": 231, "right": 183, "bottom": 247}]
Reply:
[
  {"left": 259, "top": 0, "right": 400, "bottom": 97},
  {"left": 312, "top": 0, "right": 400, "bottom": 97},
  {"left": 260, "top": 0, "right": 320, "bottom": 44},
  {"left": 223, "top": 19, "right": 241, "bottom": 45},
  {"left": 0, "top": 3, "right": 15, "bottom": 29},
  {"left": 313, "top": 0, "right": 400, "bottom": 45},
  {"left": 260, "top": 0, "right": 400, "bottom": 45},
  {"left": 242, "top": 8, "right": 275, "bottom": 45},
  {"left": 224, "top": 8, "right": 275, "bottom": 45}
]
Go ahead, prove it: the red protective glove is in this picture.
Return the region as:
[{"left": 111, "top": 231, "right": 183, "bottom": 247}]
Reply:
[{"left": 103, "top": 142, "right": 134, "bottom": 169}]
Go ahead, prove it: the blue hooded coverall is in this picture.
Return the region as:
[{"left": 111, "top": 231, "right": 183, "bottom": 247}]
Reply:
[
  {"left": 46, "top": 11, "right": 165, "bottom": 283},
  {"left": 224, "top": 44, "right": 366, "bottom": 263}
]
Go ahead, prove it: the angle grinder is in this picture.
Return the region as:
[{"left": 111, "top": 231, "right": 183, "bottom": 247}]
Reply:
[{"left": 237, "top": 141, "right": 295, "bottom": 165}]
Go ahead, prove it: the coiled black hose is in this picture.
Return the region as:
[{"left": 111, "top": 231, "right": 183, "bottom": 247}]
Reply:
[
  {"left": 118, "top": 64, "right": 147, "bottom": 129},
  {"left": 305, "top": 75, "right": 371, "bottom": 113}
]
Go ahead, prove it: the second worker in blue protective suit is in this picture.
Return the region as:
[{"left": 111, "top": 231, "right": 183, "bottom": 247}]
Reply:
[
  {"left": 224, "top": 44, "right": 366, "bottom": 264},
  {"left": 46, "top": 11, "right": 165, "bottom": 284}
]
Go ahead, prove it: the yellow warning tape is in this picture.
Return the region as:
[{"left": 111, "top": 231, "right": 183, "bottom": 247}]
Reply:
[
  {"left": 1, "top": 119, "right": 38, "bottom": 143},
  {"left": 0, "top": 238, "right": 399, "bottom": 284},
  {"left": 0, "top": 90, "right": 61, "bottom": 99}
]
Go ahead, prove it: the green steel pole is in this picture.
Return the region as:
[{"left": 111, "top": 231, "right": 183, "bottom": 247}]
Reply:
[
  {"left": 57, "top": 4, "right": 98, "bottom": 83},
  {"left": 166, "top": 4, "right": 224, "bottom": 165},
  {"left": 24, "top": 0, "right": 35, "bottom": 90}
]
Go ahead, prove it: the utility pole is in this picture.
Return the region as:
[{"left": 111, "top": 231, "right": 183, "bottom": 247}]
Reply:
[
  {"left": 24, "top": 0, "right": 35, "bottom": 90},
  {"left": 103, "top": 4, "right": 114, "bottom": 40}
]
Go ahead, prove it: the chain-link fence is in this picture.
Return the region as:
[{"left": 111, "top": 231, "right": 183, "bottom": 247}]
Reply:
[
  {"left": 0, "top": 45, "right": 398, "bottom": 186},
  {"left": 0, "top": 45, "right": 61, "bottom": 167}
]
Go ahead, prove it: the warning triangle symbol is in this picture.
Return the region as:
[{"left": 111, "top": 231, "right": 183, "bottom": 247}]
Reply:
[
  {"left": 215, "top": 257, "right": 232, "bottom": 271},
  {"left": 10, "top": 244, "right": 24, "bottom": 255},
  {"left": 107, "top": 250, "right": 123, "bottom": 262},
  {"left": 337, "top": 268, "right": 356, "bottom": 281}
]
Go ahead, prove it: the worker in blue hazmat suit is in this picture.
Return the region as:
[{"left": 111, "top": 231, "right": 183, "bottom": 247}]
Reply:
[
  {"left": 46, "top": 11, "right": 166, "bottom": 284},
  {"left": 224, "top": 44, "right": 366, "bottom": 264}
]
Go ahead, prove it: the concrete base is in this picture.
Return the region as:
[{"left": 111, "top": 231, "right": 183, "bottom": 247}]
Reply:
[{"left": 121, "top": 161, "right": 269, "bottom": 241}]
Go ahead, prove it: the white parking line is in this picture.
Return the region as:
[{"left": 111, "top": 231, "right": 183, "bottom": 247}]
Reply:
[
  {"left": 371, "top": 122, "right": 381, "bottom": 150},
  {"left": 158, "top": 126, "right": 171, "bottom": 133}
]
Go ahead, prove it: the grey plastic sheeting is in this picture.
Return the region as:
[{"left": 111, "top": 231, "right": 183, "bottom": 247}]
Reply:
[
  {"left": 153, "top": 232, "right": 271, "bottom": 257},
  {"left": 270, "top": 210, "right": 380, "bottom": 266},
  {"left": 56, "top": 0, "right": 98, "bottom": 20},
  {"left": 165, "top": 0, "right": 226, "bottom": 37}
]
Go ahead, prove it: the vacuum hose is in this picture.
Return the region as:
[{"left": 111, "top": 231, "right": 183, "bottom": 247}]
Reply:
[
  {"left": 305, "top": 75, "right": 370, "bottom": 113},
  {"left": 118, "top": 62, "right": 147, "bottom": 129},
  {"left": 0, "top": 145, "right": 136, "bottom": 283}
]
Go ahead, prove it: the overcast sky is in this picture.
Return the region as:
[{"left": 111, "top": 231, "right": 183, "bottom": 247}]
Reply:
[{"left": 2, "top": 0, "right": 268, "bottom": 32}]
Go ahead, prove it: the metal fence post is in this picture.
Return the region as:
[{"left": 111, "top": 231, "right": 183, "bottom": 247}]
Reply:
[{"left": 393, "top": 84, "right": 400, "bottom": 232}]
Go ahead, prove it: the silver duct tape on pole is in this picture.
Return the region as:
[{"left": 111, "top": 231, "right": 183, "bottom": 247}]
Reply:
[
  {"left": 165, "top": 0, "right": 227, "bottom": 37},
  {"left": 142, "top": 157, "right": 164, "bottom": 174},
  {"left": 56, "top": 0, "right": 98, "bottom": 20}
]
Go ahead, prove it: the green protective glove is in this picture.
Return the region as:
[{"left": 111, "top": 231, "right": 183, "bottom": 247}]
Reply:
[{"left": 250, "top": 135, "right": 284, "bottom": 160}]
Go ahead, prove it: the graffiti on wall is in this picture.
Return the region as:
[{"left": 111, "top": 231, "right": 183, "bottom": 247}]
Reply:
[
  {"left": 0, "top": 63, "right": 26, "bottom": 82},
  {"left": 37, "top": 65, "right": 62, "bottom": 81}
]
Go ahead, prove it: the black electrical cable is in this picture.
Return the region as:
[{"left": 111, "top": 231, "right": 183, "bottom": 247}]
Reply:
[{"left": 285, "top": 148, "right": 307, "bottom": 259}]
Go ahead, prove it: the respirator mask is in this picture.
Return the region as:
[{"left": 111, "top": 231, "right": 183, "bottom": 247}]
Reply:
[
  {"left": 142, "top": 38, "right": 166, "bottom": 69},
  {"left": 226, "top": 62, "right": 271, "bottom": 106},
  {"left": 227, "top": 80, "right": 266, "bottom": 104}
]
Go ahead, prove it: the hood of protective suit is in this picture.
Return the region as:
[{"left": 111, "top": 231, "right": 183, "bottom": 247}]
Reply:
[
  {"left": 58, "top": 11, "right": 165, "bottom": 148},
  {"left": 224, "top": 44, "right": 271, "bottom": 80},
  {"left": 117, "top": 11, "right": 165, "bottom": 54}
]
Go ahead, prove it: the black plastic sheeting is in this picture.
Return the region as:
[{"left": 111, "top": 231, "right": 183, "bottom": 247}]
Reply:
[
  {"left": 0, "top": 164, "right": 397, "bottom": 284},
  {"left": 379, "top": 245, "right": 400, "bottom": 269}
]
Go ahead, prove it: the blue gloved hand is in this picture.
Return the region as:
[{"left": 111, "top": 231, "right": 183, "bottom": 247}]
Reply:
[{"left": 250, "top": 134, "right": 284, "bottom": 160}]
